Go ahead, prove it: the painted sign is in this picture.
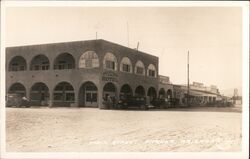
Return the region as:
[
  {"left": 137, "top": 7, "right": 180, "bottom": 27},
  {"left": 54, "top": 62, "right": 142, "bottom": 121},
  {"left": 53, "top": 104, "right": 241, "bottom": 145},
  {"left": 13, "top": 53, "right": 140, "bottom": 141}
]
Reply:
[{"left": 102, "top": 71, "right": 118, "bottom": 82}]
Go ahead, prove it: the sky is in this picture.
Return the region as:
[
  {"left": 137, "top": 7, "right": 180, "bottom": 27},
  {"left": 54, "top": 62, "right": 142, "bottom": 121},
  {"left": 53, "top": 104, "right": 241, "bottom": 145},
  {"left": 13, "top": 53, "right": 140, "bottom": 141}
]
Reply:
[{"left": 5, "top": 7, "right": 242, "bottom": 92}]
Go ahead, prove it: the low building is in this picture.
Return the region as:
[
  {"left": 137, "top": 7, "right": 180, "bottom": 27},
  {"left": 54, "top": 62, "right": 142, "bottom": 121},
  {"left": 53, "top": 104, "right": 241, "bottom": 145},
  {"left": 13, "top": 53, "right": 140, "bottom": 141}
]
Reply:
[
  {"left": 173, "top": 82, "right": 221, "bottom": 106},
  {"left": 158, "top": 75, "right": 173, "bottom": 105}
]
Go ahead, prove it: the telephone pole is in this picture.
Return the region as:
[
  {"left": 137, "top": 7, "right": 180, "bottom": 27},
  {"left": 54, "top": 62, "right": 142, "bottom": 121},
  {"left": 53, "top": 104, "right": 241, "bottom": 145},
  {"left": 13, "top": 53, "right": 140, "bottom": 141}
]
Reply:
[{"left": 187, "top": 51, "right": 190, "bottom": 107}]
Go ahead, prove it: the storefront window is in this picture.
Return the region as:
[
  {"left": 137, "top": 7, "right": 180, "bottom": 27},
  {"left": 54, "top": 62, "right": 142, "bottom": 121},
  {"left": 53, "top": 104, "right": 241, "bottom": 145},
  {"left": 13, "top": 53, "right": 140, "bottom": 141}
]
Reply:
[{"left": 53, "top": 82, "right": 75, "bottom": 102}]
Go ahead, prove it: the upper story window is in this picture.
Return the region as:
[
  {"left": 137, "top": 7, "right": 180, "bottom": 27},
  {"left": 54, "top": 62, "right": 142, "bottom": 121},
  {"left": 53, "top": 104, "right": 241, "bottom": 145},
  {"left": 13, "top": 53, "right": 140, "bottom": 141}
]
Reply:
[
  {"left": 54, "top": 53, "right": 75, "bottom": 70},
  {"left": 79, "top": 51, "right": 99, "bottom": 68},
  {"left": 8, "top": 56, "right": 27, "bottom": 72},
  {"left": 120, "top": 57, "right": 132, "bottom": 73},
  {"left": 103, "top": 52, "right": 117, "bottom": 71},
  {"left": 30, "top": 55, "right": 50, "bottom": 71},
  {"left": 147, "top": 64, "right": 157, "bottom": 77},
  {"left": 135, "top": 60, "right": 145, "bottom": 75}
]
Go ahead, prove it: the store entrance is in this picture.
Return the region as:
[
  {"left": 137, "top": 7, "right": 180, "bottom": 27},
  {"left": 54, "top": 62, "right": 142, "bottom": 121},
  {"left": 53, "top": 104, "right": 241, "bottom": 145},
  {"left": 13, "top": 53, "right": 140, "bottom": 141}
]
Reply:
[
  {"left": 79, "top": 82, "right": 98, "bottom": 107},
  {"left": 85, "top": 90, "right": 97, "bottom": 107}
]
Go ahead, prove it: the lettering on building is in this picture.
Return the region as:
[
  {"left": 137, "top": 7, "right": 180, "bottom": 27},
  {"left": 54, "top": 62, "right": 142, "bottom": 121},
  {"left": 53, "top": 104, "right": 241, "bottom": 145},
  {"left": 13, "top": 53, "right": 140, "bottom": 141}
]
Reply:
[{"left": 102, "top": 71, "right": 118, "bottom": 82}]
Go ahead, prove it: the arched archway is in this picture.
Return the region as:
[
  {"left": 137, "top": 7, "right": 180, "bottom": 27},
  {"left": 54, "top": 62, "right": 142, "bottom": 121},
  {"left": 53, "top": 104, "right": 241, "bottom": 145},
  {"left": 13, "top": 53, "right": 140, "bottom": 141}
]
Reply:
[
  {"left": 30, "top": 82, "right": 49, "bottom": 106},
  {"left": 53, "top": 82, "right": 75, "bottom": 106},
  {"left": 166, "top": 89, "right": 172, "bottom": 99},
  {"left": 30, "top": 55, "right": 50, "bottom": 70},
  {"left": 159, "top": 88, "right": 166, "bottom": 99},
  {"left": 135, "top": 85, "right": 145, "bottom": 97},
  {"left": 147, "top": 87, "right": 157, "bottom": 101},
  {"left": 103, "top": 82, "right": 117, "bottom": 101},
  {"left": 9, "top": 56, "right": 27, "bottom": 71},
  {"left": 54, "top": 53, "right": 75, "bottom": 70},
  {"left": 166, "top": 89, "right": 173, "bottom": 104},
  {"left": 8, "top": 83, "right": 26, "bottom": 97},
  {"left": 120, "top": 84, "right": 133, "bottom": 98},
  {"left": 79, "top": 81, "right": 98, "bottom": 107}
]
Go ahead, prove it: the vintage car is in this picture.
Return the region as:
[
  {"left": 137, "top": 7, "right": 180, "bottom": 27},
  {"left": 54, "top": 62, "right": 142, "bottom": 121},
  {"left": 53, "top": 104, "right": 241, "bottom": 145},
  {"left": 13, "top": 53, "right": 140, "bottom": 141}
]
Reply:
[
  {"left": 117, "top": 96, "right": 148, "bottom": 110},
  {"left": 6, "top": 93, "right": 30, "bottom": 108}
]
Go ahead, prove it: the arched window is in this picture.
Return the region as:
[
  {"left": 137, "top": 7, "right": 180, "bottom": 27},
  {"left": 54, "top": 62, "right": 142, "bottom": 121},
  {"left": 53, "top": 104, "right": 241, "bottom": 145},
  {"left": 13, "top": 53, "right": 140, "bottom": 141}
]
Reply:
[
  {"left": 79, "top": 51, "right": 99, "bottom": 68},
  {"left": 54, "top": 53, "right": 75, "bottom": 70},
  {"left": 147, "top": 64, "right": 157, "bottom": 77},
  {"left": 30, "top": 55, "right": 50, "bottom": 70},
  {"left": 9, "top": 56, "right": 27, "bottom": 71},
  {"left": 135, "top": 60, "right": 145, "bottom": 75},
  {"left": 120, "top": 57, "right": 132, "bottom": 73},
  {"left": 103, "top": 53, "right": 117, "bottom": 71}
]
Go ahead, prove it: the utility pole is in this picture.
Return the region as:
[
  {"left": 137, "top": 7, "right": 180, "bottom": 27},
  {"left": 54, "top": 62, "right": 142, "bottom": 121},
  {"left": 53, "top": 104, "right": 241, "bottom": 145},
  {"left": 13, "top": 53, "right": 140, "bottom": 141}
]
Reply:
[{"left": 187, "top": 51, "right": 190, "bottom": 107}]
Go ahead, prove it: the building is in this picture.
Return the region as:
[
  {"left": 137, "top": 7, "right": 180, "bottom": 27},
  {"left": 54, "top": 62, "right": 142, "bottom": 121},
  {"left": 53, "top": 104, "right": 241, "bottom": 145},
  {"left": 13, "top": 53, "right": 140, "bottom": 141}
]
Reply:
[
  {"left": 158, "top": 75, "right": 173, "bottom": 105},
  {"left": 6, "top": 39, "right": 161, "bottom": 108},
  {"left": 173, "top": 82, "right": 221, "bottom": 106}
]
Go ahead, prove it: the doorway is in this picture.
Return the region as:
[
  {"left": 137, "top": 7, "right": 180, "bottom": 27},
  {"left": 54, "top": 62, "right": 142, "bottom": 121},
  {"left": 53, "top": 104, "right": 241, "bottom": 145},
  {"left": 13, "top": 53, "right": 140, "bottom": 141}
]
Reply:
[{"left": 79, "top": 82, "right": 98, "bottom": 107}]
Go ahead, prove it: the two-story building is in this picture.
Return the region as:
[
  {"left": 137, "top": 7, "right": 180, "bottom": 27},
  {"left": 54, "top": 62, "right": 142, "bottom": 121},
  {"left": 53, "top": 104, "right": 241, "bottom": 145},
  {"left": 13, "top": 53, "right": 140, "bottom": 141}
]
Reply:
[{"left": 6, "top": 39, "right": 159, "bottom": 108}]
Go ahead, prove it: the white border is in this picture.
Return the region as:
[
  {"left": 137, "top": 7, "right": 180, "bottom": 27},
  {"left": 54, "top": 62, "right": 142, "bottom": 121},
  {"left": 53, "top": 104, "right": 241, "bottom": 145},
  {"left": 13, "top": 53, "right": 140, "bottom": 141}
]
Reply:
[{"left": 1, "top": 1, "right": 249, "bottom": 159}]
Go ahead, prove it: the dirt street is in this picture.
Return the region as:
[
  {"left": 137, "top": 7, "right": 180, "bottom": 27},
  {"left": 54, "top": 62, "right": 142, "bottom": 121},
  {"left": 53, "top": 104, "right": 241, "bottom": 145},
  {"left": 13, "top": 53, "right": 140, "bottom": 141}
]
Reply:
[{"left": 6, "top": 107, "right": 242, "bottom": 152}]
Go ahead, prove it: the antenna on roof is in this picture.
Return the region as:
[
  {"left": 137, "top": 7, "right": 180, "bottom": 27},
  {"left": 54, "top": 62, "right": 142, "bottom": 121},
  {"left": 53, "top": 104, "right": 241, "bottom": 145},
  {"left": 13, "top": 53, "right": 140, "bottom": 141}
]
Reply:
[
  {"left": 137, "top": 42, "right": 140, "bottom": 51},
  {"left": 127, "top": 21, "right": 129, "bottom": 47}
]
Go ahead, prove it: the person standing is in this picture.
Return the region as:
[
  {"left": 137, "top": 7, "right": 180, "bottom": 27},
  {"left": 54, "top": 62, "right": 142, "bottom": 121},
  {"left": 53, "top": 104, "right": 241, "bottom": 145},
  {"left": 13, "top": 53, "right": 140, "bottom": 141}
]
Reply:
[{"left": 107, "top": 95, "right": 112, "bottom": 109}]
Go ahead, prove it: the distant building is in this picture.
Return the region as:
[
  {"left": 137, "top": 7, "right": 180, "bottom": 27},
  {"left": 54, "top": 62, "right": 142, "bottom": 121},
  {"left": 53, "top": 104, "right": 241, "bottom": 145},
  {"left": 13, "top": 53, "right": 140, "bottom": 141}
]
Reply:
[
  {"left": 158, "top": 75, "right": 173, "bottom": 105},
  {"left": 173, "top": 82, "right": 221, "bottom": 106}
]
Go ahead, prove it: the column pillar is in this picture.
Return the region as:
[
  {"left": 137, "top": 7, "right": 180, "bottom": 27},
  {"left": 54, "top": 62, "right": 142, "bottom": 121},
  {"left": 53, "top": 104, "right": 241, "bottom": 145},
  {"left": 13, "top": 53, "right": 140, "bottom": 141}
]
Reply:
[
  {"left": 98, "top": 83, "right": 104, "bottom": 109},
  {"left": 72, "top": 88, "right": 79, "bottom": 107},
  {"left": 49, "top": 87, "right": 53, "bottom": 107}
]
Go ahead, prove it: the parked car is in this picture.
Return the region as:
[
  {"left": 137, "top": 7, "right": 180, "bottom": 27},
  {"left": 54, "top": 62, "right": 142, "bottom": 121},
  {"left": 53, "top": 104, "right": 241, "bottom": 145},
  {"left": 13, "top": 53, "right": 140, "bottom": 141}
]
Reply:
[
  {"left": 6, "top": 93, "right": 30, "bottom": 108},
  {"left": 117, "top": 96, "right": 148, "bottom": 110},
  {"left": 151, "top": 98, "right": 165, "bottom": 108}
]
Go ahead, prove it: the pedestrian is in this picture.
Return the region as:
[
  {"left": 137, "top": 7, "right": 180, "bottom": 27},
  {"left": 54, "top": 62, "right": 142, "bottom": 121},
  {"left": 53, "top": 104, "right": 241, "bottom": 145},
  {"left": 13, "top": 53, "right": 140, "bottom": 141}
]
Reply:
[{"left": 107, "top": 95, "right": 112, "bottom": 109}]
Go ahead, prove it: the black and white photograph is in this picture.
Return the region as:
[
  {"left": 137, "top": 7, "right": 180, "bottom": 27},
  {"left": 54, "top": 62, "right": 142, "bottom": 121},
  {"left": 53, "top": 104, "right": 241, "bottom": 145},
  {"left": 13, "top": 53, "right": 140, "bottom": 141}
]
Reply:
[{"left": 0, "top": 1, "right": 249, "bottom": 159}]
